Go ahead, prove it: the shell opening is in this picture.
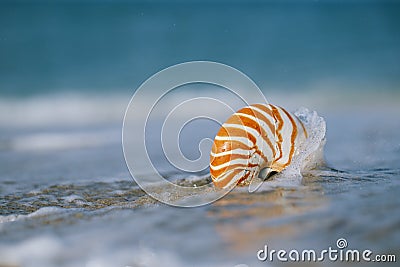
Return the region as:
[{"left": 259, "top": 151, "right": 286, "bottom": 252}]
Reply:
[{"left": 258, "top": 167, "right": 279, "bottom": 181}]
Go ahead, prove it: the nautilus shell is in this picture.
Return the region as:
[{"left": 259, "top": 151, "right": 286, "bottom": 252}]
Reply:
[{"left": 210, "top": 103, "right": 308, "bottom": 188}]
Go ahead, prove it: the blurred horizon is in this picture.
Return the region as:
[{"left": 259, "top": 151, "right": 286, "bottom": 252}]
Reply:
[{"left": 1, "top": 0, "right": 399, "bottom": 97}]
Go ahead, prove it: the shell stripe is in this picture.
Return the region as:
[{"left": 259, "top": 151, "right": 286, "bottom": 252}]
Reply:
[
  {"left": 212, "top": 139, "right": 253, "bottom": 155},
  {"left": 210, "top": 149, "right": 266, "bottom": 167},
  {"left": 210, "top": 148, "right": 251, "bottom": 158},
  {"left": 210, "top": 157, "right": 250, "bottom": 170},
  {"left": 237, "top": 108, "right": 275, "bottom": 134},
  {"left": 211, "top": 162, "right": 259, "bottom": 179},
  {"left": 271, "top": 105, "right": 284, "bottom": 162},
  {"left": 215, "top": 126, "right": 256, "bottom": 145},
  {"left": 234, "top": 112, "right": 275, "bottom": 151},
  {"left": 213, "top": 169, "right": 244, "bottom": 188},
  {"left": 280, "top": 107, "right": 298, "bottom": 167},
  {"left": 274, "top": 106, "right": 294, "bottom": 166},
  {"left": 210, "top": 103, "right": 307, "bottom": 188},
  {"left": 213, "top": 136, "right": 253, "bottom": 147},
  {"left": 222, "top": 123, "right": 274, "bottom": 158}
]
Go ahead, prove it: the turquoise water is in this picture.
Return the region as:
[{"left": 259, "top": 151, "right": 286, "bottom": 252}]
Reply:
[
  {"left": 1, "top": 0, "right": 399, "bottom": 95},
  {"left": 1, "top": 1, "right": 400, "bottom": 266}
]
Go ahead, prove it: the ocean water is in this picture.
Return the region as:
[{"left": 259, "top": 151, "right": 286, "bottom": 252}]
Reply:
[
  {"left": 1, "top": 0, "right": 400, "bottom": 95},
  {"left": 0, "top": 90, "right": 399, "bottom": 267},
  {"left": 1, "top": 0, "right": 400, "bottom": 266}
]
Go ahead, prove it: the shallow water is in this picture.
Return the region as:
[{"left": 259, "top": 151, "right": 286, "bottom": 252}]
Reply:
[
  {"left": 1, "top": 0, "right": 400, "bottom": 265},
  {"left": 1, "top": 95, "right": 399, "bottom": 267}
]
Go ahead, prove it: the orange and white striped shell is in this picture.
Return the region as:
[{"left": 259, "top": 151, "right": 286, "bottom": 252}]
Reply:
[{"left": 210, "top": 103, "right": 308, "bottom": 188}]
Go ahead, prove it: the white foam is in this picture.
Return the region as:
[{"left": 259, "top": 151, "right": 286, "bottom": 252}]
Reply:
[
  {"left": 0, "top": 235, "right": 64, "bottom": 267},
  {"left": 0, "top": 236, "right": 252, "bottom": 267},
  {"left": 61, "top": 195, "right": 87, "bottom": 205},
  {"left": 252, "top": 107, "right": 326, "bottom": 191},
  {"left": 0, "top": 93, "right": 129, "bottom": 128},
  {"left": 0, "top": 207, "right": 73, "bottom": 224},
  {"left": 294, "top": 107, "right": 327, "bottom": 172},
  {"left": 7, "top": 129, "right": 120, "bottom": 151}
]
